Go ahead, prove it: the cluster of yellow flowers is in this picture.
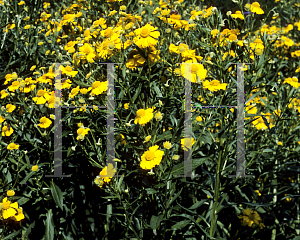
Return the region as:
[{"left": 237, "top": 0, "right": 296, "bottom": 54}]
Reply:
[{"left": 0, "top": 191, "right": 25, "bottom": 222}]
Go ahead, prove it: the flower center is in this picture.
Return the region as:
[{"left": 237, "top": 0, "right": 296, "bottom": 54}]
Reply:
[
  {"left": 174, "top": 68, "right": 181, "bottom": 75},
  {"left": 2, "top": 202, "right": 10, "bottom": 210},
  {"left": 191, "top": 65, "right": 198, "bottom": 74},
  {"left": 108, "top": 42, "right": 115, "bottom": 50},
  {"left": 211, "top": 80, "right": 219, "bottom": 86},
  {"left": 104, "top": 29, "right": 113, "bottom": 38},
  {"left": 141, "top": 28, "right": 150, "bottom": 38},
  {"left": 137, "top": 109, "right": 146, "bottom": 117},
  {"left": 145, "top": 151, "right": 155, "bottom": 161},
  {"left": 178, "top": 45, "right": 185, "bottom": 53}
]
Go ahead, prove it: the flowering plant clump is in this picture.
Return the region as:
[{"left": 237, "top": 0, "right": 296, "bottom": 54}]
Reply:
[{"left": 0, "top": 0, "right": 299, "bottom": 238}]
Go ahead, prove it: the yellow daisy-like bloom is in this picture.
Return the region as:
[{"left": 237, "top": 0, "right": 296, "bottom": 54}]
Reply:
[
  {"left": 181, "top": 137, "right": 196, "bottom": 151},
  {"left": 94, "top": 163, "right": 116, "bottom": 188},
  {"left": 211, "top": 29, "right": 219, "bottom": 38},
  {"left": 238, "top": 209, "right": 265, "bottom": 229},
  {"left": 251, "top": 2, "right": 264, "bottom": 15},
  {"left": 1, "top": 197, "right": 18, "bottom": 219},
  {"left": 231, "top": 11, "right": 244, "bottom": 20},
  {"left": 203, "top": 80, "right": 228, "bottom": 92},
  {"left": 277, "top": 141, "right": 283, "bottom": 146},
  {"left": 91, "top": 81, "right": 108, "bottom": 95},
  {"left": 181, "top": 60, "right": 207, "bottom": 83},
  {"left": 140, "top": 145, "right": 164, "bottom": 170},
  {"left": 7, "top": 143, "right": 19, "bottom": 150},
  {"left": 18, "top": 1, "right": 25, "bottom": 5},
  {"left": 6, "top": 104, "right": 16, "bottom": 113},
  {"left": 1, "top": 90, "right": 9, "bottom": 99},
  {"left": 2, "top": 125, "right": 13, "bottom": 137},
  {"left": 38, "top": 116, "right": 52, "bottom": 128},
  {"left": 134, "top": 23, "right": 160, "bottom": 48},
  {"left": 124, "top": 103, "right": 129, "bottom": 109},
  {"left": 196, "top": 116, "right": 203, "bottom": 122},
  {"left": 144, "top": 135, "right": 151, "bottom": 143},
  {"left": 76, "top": 127, "right": 90, "bottom": 141},
  {"left": 7, "top": 190, "right": 15, "bottom": 197},
  {"left": 163, "top": 141, "right": 172, "bottom": 149},
  {"left": 14, "top": 207, "right": 25, "bottom": 221},
  {"left": 32, "top": 165, "right": 38, "bottom": 171},
  {"left": 134, "top": 107, "right": 155, "bottom": 125},
  {"left": 155, "top": 111, "right": 163, "bottom": 121},
  {"left": 172, "top": 155, "right": 180, "bottom": 160},
  {"left": 254, "top": 190, "right": 261, "bottom": 196},
  {"left": 283, "top": 77, "right": 300, "bottom": 89},
  {"left": 0, "top": 115, "right": 5, "bottom": 123}
]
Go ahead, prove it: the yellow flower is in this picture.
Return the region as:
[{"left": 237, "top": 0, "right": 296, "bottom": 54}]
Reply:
[
  {"left": 134, "top": 107, "right": 155, "bottom": 125},
  {"left": 76, "top": 127, "right": 90, "bottom": 141},
  {"left": 133, "top": 23, "right": 160, "bottom": 48},
  {"left": 181, "top": 60, "right": 207, "bottom": 83},
  {"left": 284, "top": 194, "right": 291, "bottom": 202},
  {"left": 18, "top": 1, "right": 25, "bottom": 5},
  {"left": 14, "top": 207, "right": 25, "bottom": 221},
  {"left": 155, "top": 111, "right": 163, "bottom": 121},
  {"left": 244, "top": 3, "right": 251, "bottom": 11},
  {"left": 124, "top": 103, "right": 129, "bottom": 109},
  {"left": 283, "top": 77, "right": 300, "bottom": 89},
  {"left": 7, "top": 143, "right": 19, "bottom": 150},
  {"left": 277, "top": 141, "right": 283, "bottom": 146},
  {"left": 140, "top": 145, "right": 164, "bottom": 170},
  {"left": 172, "top": 155, "right": 180, "bottom": 160},
  {"left": 2, "top": 125, "right": 13, "bottom": 137},
  {"left": 163, "top": 141, "right": 172, "bottom": 149},
  {"left": 203, "top": 80, "right": 227, "bottom": 92},
  {"left": 24, "top": 25, "right": 31, "bottom": 29},
  {"left": 1, "top": 197, "right": 18, "bottom": 219},
  {"left": 30, "top": 65, "right": 36, "bottom": 71},
  {"left": 38, "top": 116, "right": 52, "bottom": 128},
  {"left": 144, "top": 135, "right": 151, "bottom": 143},
  {"left": 32, "top": 165, "right": 38, "bottom": 171},
  {"left": 196, "top": 116, "right": 203, "bottom": 122},
  {"left": 90, "top": 81, "right": 107, "bottom": 96},
  {"left": 94, "top": 163, "right": 116, "bottom": 188},
  {"left": 238, "top": 209, "right": 264, "bottom": 228},
  {"left": 254, "top": 190, "right": 261, "bottom": 196},
  {"left": 231, "top": 11, "right": 244, "bottom": 20},
  {"left": 251, "top": 2, "right": 264, "bottom": 15},
  {"left": 6, "top": 104, "right": 16, "bottom": 113},
  {"left": 181, "top": 137, "right": 196, "bottom": 151},
  {"left": 7, "top": 190, "right": 15, "bottom": 196}
]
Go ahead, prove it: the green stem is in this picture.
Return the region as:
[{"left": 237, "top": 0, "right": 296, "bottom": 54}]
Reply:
[{"left": 209, "top": 138, "right": 223, "bottom": 237}]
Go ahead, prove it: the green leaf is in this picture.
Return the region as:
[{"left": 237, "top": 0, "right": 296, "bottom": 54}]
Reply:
[
  {"left": 171, "top": 219, "right": 191, "bottom": 230},
  {"left": 17, "top": 197, "right": 31, "bottom": 205},
  {"left": 50, "top": 181, "right": 64, "bottom": 211},
  {"left": 154, "top": 130, "right": 172, "bottom": 143},
  {"left": 23, "top": 221, "right": 36, "bottom": 238},
  {"left": 145, "top": 188, "right": 158, "bottom": 194},
  {"left": 241, "top": 202, "right": 273, "bottom": 207},
  {"left": 151, "top": 81, "right": 162, "bottom": 98},
  {"left": 171, "top": 157, "right": 208, "bottom": 175},
  {"left": 131, "top": 84, "right": 142, "bottom": 103},
  {"left": 189, "top": 199, "right": 208, "bottom": 210},
  {"left": 45, "top": 209, "right": 55, "bottom": 240},
  {"left": 150, "top": 214, "right": 163, "bottom": 230},
  {"left": 73, "top": 79, "right": 91, "bottom": 88},
  {"left": 20, "top": 171, "right": 35, "bottom": 184},
  {"left": 3, "top": 229, "right": 22, "bottom": 239},
  {"left": 6, "top": 170, "right": 12, "bottom": 183},
  {"left": 167, "top": 188, "right": 183, "bottom": 208}
]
